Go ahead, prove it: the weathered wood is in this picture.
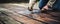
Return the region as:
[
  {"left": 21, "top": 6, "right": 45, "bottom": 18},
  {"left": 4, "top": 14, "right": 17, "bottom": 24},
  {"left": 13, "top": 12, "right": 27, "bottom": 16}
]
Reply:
[
  {"left": 0, "top": 8, "right": 23, "bottom": 24},
  {"left": 0, "top": 4, "right": 60, "bottom": 24},
  {"left": 0, "top": 8, "right": 43, "bottom": 24}
]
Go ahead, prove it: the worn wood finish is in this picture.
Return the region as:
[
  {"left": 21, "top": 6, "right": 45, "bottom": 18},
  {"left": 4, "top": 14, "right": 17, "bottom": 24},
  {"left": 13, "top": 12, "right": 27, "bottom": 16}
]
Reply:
[{"left": 0, "top": 4, "right": 60, "bottom": 24}]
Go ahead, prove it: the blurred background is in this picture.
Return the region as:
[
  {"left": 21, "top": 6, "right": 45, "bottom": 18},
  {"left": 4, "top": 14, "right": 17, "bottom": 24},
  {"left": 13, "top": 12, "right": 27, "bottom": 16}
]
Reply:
[
  {"left": 0, "top": 0, "right": 40, "bottom": 3},
  {"left": 0, "top": 0, "right": 29, "bottom": 3},
  {"left": 0, "top": 0, "right": 39, "bottom": 8}
]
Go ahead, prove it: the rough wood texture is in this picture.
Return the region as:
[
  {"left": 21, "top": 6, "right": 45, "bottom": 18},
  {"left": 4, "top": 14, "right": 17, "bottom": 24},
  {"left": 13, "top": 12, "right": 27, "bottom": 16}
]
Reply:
[
  {"left": 0, "top": 8, "right": 43, "bottom": 24},
  {"left": 0, "top": 4, "right": 60, "bottom": 24}
]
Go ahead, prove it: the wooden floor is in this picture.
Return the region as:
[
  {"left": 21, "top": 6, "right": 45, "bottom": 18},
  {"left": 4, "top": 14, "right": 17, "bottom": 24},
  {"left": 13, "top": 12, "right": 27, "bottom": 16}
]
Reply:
[{"left": 0, "top": 4, "right": 60, "bottom": 24}]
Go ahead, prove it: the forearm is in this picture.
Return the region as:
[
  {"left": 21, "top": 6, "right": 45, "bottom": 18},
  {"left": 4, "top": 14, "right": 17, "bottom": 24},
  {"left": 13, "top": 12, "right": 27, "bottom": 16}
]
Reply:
[
  {"left": 28, "top": 0, "right": 37, "bottom": 11},
  {"left": 28, "top": 0, "right": 36, "bottom": 8}
]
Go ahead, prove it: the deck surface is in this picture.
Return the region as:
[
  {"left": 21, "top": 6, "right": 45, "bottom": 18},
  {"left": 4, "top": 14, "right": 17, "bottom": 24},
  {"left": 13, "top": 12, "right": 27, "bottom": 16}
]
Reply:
[{"left": 0, "top": 4, "right": 60, "bottom": 24}]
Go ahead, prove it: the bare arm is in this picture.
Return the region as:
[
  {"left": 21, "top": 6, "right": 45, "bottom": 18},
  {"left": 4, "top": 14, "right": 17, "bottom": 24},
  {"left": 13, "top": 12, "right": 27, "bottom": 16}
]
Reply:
[{"left": 28, "top": 0, "right": 37, "bottom": 11}]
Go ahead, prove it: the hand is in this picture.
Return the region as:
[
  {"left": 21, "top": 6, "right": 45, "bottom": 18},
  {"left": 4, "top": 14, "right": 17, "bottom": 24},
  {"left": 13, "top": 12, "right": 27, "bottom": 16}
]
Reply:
[
  {"left": 43, "top": 5, "right": 49, "bottom": 10},
  {"left": 42, "top": 5, "right": 52, "bottom": 11},
  {"left": 41, "top": 5, "right": 49, "bottom": 11},
  {"left": 28, "top": 7, "right": 33, "bottom": 11}
]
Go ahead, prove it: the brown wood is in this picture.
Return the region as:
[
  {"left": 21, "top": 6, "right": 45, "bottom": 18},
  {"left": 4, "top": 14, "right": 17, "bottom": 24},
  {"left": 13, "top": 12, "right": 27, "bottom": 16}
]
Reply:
[{"left": 0, "top": 5, "right": 60, "bottom": 24}]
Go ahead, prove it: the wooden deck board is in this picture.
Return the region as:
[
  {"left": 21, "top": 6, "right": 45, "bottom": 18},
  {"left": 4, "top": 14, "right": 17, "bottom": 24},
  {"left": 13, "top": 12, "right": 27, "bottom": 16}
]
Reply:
[{"left": 0, "top": 5, "right": 60, "bottom": 24}]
